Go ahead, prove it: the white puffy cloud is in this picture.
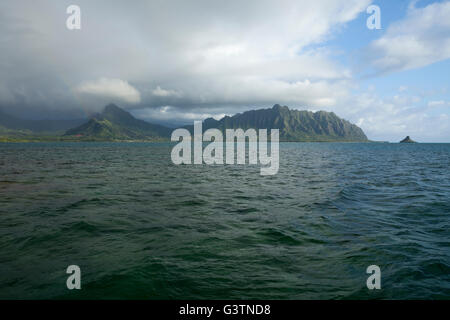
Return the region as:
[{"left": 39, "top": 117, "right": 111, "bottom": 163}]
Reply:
[
  {"left": 74, "top": 78, "right": 141, "bottom": 104},
  {"left": 132, "top": 106, "right": 229, "bottom": 127},
  {"left": 364, "top": 1, "right": 450, "bottom": 74},
  {"left": 427, "top": 100, "right": 446, "bottom": 107},
  {"left": 339, "top": 89, "right": 450, "bottom": 143},
  {"left": 151, "top": 86, "right": 181, "bottom": 98}
]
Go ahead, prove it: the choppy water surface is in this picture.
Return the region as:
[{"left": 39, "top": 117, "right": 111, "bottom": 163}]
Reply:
[{"left": 0, "top": 142, "right": 449, "bottom": 299}]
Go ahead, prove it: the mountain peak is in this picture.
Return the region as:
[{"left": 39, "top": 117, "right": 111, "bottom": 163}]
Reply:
[
  {"left": 65, "top": 104, "right": 171, "bottom": 140},
  {"left": 103, "top": 103, "right": 128, "bottom": 115},
  {"left": 98, "top": 103, "right": 136, "bottom": 124},
  {"left": 272, "top": 104, "right": 289, "bottom": 112}
]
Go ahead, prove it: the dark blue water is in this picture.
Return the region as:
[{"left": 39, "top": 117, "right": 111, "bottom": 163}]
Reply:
[{"left": 0, "top": 142, "right": 449, "bottom": 299}]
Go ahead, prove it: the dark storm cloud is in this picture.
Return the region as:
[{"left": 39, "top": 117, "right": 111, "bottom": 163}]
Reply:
[{"left": 0, "top": 0, "right": 371, "bottom": 121}]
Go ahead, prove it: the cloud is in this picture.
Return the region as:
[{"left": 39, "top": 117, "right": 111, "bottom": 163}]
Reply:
[
  {"left": 0, "top": 0, "right": 370, "bottom": 116},
  {"left": 427, "top": 100, "right": 446, "bottom": 107},
  {"left": 132, "top": 106, "right": 228, "bottom": 127},
  {"left": 74, "top": 78, "right": 141, "bottom": 104},
  {"left": 339, "top": 90, "right": 450, "bottom": 142},
  {"left": 151, "top": 86, "right": 181, "bottom": 98},
  {"left": 364, "top": 1, "right": 450, "bottom": 74}
]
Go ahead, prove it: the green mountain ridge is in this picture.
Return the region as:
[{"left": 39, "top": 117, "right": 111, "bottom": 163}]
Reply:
[
  {"left": 64, "top": 104, "right": 171, "bottom": 140},
  {"left": 186, "top": 104, "right": 368, "bottom": 142}
]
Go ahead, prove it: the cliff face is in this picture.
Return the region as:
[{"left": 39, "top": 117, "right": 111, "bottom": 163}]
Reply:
[{"left": 192, "top": 104, "right": 368, "bottom": 142}]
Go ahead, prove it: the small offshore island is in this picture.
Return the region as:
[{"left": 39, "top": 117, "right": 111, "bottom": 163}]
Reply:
[
  {"left": 400, "top": 136, "right": 417, "bottom": 143},
  {"left": 0, "top": 104, "right": 370, "bottom": 143}
]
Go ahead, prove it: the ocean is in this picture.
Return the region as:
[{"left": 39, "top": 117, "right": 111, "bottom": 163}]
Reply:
[{"left": 0, "top": 142, "right": 449, "bottom": 299}]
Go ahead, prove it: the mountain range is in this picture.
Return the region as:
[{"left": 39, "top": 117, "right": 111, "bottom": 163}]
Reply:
[
  {"left": 186, "top": 104, "right": 368, "bottom": 142},
  {"left": 0, "top": 104, "right": 369, "bottom": 142}
]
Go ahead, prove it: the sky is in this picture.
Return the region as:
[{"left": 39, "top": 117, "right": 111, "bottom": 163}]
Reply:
[{"left": 0, "top": 0, "right": 449, "bottom": 142}]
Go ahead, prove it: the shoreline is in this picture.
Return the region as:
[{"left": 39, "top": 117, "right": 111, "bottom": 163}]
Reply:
[{"left": 0, "top": 139, "right": 379, "bottom": 143}]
